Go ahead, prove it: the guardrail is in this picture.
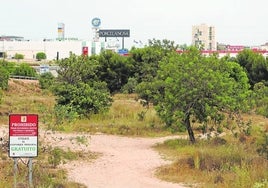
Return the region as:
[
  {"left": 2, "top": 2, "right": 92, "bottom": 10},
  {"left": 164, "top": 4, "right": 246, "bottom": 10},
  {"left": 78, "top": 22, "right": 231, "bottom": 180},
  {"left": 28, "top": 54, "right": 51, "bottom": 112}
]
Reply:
[{"left": 9, "top": 75, "right": 38, "bottom": 80}]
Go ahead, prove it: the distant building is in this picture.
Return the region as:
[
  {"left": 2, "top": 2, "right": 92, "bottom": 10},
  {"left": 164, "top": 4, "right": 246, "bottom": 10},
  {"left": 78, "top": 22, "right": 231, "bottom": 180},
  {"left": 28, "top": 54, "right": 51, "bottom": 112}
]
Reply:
[
  {"left": 0, "top": 39, "right": 109, "bottom": 60},
  {"left": 0, "top": 35, "right": 24, "bottom": 41},
  {"left": 226, "top": 45, "right": 246, "bottom": 51},
  {"left": 192, "top": 24, "right": 216, "bottom": 50},
  {"left": 57, "top": 23, "right": 65, "bottom": 40},
  {"left": 260, "top": 42, "right": 268, "bottom": 51}
]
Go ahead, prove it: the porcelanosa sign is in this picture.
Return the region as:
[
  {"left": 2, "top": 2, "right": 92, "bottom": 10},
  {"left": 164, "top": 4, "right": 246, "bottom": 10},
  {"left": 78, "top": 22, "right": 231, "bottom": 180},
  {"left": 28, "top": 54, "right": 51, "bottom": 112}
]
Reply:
[
  {"left": 9, "top": 114, "right": 38, "bottom": 157},
  {"left": 98, "top": 29, "right": 130, "bottom": 37}
]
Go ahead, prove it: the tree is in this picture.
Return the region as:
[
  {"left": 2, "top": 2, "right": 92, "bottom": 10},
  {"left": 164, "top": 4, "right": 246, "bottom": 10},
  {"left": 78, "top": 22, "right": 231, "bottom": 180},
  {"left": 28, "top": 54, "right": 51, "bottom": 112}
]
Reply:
[
  {"left": 14, "top": 53, "right": 24, "bottom": 61},
  {"left": 54, "top": 54, "right": 112, "bottom": 117},
  {"left": 148, "top": 38, "right": 179, "bottom": 52},
  {"left": 129, "top": 39, "right": 177, "bottom": 84},
  {"left": 57, "top": 53, "right": 100, "bottom": 84},
  {"left": 36, "top": 52, "right": 47, "bottom": 61},
  {"left": 137, "top": 48, "right": 251, "bottom": 143},
  {"left": 235, "top": 49, "right": 268, "bottom": 87},
  {"left": 121, "top": 77, "right": 138, "bottom": 94},
  {"left": 129, "top": 47, "right": 164, "bottom": 83},
  {"left": 54, "top": 81, "right": 112, "bottom": 117},
  {"left": 96, "top": 50, "right": 132, "bottom": 93},
  {"left": 253, "top": 82, "right": 268, "bottom": 117}
]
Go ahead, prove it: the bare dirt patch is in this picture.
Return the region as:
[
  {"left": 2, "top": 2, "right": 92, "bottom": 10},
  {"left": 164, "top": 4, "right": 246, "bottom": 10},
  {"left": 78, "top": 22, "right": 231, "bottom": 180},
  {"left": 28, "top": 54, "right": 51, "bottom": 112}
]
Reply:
[
  {"left": 1, "top": 125, "right": 186, "bottom": 188},
  {"left": 62, "top": 134, "right": 186, "bottom": 188}
]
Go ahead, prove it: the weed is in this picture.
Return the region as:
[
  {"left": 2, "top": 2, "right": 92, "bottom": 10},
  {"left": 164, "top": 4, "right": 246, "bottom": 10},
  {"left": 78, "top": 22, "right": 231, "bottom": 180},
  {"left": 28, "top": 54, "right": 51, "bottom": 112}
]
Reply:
[
  {"left": 74, "top": 135, "right": 88, "bottom": 145},
  {"left": 155, "top": 136, "right": 268, "bottom": 187}
]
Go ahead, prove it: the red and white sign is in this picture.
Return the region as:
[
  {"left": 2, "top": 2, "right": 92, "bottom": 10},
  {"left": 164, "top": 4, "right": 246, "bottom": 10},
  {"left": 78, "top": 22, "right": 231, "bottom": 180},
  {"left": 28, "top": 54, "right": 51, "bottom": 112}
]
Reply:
[{"left": 9, "top": 114, "right": 38, "bottom": 157}]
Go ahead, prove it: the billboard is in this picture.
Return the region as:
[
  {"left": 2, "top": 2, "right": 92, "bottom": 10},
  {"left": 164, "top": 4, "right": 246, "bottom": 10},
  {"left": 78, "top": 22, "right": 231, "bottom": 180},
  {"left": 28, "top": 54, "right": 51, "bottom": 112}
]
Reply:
[
  {"left": 98, "top": 30, "right": 130, "bottom": 37},
  {"left": 9, "top": 114, "right": 38, "bottom": 157}
]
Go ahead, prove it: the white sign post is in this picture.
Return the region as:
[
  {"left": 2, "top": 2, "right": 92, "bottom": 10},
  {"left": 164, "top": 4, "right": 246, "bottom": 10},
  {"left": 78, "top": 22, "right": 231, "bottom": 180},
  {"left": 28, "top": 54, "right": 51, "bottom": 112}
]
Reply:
[{"left": 9, "top": 114, "right": 38, "bottom": 187}]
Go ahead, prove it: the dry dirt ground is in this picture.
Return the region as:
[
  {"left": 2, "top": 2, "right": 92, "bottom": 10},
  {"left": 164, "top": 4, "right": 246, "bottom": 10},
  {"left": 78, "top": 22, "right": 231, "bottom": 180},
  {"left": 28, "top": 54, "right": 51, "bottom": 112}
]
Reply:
[{"left": 1, "top": 125, "right": 186, "bottom": 188}]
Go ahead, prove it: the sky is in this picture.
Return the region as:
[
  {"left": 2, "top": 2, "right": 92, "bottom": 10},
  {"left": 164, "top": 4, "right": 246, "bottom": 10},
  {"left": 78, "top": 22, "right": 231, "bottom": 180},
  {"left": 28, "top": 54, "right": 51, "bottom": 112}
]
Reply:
[{"left": 1, "top": 0, "right": 267, "bottom": 48}]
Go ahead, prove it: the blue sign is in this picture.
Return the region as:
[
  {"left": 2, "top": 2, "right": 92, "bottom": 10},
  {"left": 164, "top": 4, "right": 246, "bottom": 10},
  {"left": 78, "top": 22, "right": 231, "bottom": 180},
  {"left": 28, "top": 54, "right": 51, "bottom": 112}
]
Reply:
[{"left": 118, "top": 49, "right": 128, "bottom": 55}]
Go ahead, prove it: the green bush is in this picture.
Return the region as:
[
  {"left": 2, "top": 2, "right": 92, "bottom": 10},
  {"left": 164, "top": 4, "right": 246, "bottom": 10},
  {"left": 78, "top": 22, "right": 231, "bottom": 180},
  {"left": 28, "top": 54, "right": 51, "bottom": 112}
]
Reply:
[
  {"left": 39, "top": 72, "right": 55, "bottom": 89},
  {"left": 0, "top": 60, "right": 16, "bottom": 73},
  {"left": 13, "top": 63, "right": 37, "bottom": 77},
  {"left": 121, "top": 77, "right": 138, "bottom": 94},
  {"left": 0, "top": 67, "right": 9, "bottom": 90},
  {"left": 14, "top": 53, "right": 24, "bottom": 61},
  {"left": 54, "top": 104, "right": 79, "bottom": 126},
  {"left": 48, "top": 147, "right": 62, "bottom": 168},
  {"left": 36, "top": 52, "right": 47, "bottom": 61},
  {"left": 53, "top": 82, "right": 112, "bottom": 117}
]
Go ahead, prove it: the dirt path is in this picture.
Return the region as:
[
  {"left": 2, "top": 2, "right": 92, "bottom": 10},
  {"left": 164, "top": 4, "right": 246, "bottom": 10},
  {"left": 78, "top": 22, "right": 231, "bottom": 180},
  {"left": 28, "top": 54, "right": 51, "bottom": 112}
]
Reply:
[
  {"left": 1, "top": 126, "right": 186, "bottom": 188},
  {"left": 63, "top": 134, "right": 186, "bottom": 188}
]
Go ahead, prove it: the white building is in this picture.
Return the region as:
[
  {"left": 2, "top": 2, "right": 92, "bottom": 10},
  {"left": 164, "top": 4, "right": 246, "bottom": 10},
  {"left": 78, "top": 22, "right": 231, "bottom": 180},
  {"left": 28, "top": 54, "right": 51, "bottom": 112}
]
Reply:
[
  {"left": 0, "top": 39, "right": 107, "bottom": 61},
  {"left": 192, "top": 24, "right": 216, "bottom": 50}
]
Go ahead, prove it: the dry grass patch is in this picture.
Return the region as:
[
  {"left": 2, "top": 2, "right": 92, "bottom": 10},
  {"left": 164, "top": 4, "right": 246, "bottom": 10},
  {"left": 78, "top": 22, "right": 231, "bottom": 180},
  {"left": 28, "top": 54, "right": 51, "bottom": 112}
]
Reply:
[{"left": 155, "top": 136, "right": 268, "bottom": 188}]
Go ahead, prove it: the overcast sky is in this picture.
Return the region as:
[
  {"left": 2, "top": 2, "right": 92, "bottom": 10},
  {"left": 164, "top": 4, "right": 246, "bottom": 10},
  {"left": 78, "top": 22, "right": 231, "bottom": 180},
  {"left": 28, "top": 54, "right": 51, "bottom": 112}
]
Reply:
[{"left": 1, "top": 0, "right": 267, "bottom": 48}]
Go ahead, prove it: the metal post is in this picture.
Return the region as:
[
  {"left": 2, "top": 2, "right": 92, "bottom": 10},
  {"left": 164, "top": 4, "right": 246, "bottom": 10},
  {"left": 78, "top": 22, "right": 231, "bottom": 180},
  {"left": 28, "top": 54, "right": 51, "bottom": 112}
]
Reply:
[
  {"left": 122, "top": 37, "right": 125, "bottom": 49},
  {"left": 14, "top": 158, "right": 18, "bottom": 188},
  {"left": 28, "top": 158, "right": 33, "bottom": 187}
]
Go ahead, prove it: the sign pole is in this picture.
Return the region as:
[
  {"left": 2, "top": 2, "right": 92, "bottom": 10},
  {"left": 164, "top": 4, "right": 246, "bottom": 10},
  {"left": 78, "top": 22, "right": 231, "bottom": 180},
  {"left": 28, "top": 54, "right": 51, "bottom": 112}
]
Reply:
[
  {"left": 14, "top": 158, "right": 18, "bottom": 188},
  {"left": 28, "top": 158, "right": 33, "bottom": 187}
]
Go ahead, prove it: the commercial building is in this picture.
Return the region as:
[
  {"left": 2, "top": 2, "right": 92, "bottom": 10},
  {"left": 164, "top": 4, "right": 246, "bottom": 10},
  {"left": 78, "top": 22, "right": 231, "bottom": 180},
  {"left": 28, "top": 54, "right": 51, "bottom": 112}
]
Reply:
[
  {"left": 0, "top": 39, "right": 106, "bottom": 61},
  {"left": 57, "top": 23, "right": 65, "bottom": 40},
  {"left": 192, "top": 24, "right": 216, "bottom": 50},
  {"left": 0, "top": 19, "right": 123, "bottom": 61}
]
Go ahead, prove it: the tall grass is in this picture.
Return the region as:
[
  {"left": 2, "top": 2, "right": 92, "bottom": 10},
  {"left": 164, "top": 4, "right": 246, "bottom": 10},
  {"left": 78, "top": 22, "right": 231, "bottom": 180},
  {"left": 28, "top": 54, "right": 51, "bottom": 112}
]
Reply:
[
  {"left": 0, "top": 141, "right": 97, "bottom": 188},
  {"left": 155, "top": 135, "right": 268, "bottom": 188},
  {"left": 1, "top": 82, "right": 172, "bottom": 136},
  {"left": 52, "top": 93, "right": 172, "bottom": 137}
]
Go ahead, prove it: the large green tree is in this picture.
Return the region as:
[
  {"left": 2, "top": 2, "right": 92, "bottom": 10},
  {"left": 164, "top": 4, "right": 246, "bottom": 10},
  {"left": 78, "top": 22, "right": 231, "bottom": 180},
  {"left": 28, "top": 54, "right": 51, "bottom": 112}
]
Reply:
[
  {"left": 235, "top": 49, "right": 268, "bottom": 87},
  {"left": 54, "top": 54, "right": 112, "bottom": 117},
  {"left": 129, "top": 39, "right": 177, "bottom": 84},
  {"left": 137, "top": 48, "right": 251, "bottom": 143},
  {"left": 96, "top": 50, "right": 132, "bottom": 93}
]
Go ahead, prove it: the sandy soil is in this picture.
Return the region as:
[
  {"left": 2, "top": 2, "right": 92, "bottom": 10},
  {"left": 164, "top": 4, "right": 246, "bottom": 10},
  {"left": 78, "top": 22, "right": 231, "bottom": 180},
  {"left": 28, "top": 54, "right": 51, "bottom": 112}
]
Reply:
[
  {"left": 1, "top": 126, "right": 186, "bottom": 188},
  {"left": 63, "top": 134, "right": 186, "bottom": 188}
]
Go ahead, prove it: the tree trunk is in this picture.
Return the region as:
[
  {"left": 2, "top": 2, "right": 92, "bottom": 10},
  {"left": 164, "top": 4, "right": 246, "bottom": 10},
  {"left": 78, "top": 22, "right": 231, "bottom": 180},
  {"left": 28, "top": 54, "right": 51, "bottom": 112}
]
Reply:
[{"left": 184, "top": 115, "right": 196, "bottom": 143}]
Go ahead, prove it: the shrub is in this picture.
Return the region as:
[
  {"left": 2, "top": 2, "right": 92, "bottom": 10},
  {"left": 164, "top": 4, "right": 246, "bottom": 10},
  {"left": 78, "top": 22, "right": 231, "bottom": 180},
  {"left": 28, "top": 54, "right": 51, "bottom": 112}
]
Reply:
[
  {"left": 0, "top": 67, "right": 9, "bottom": 90},
  {"left": 36, "top": 52, "right": 47, "bottom": 61},
  {"left": 14, "top": 53, "right": 24, "bottom": 61},
  {"left": 13, "top": 63, "right": 37, "bottom": 77},
  {"left": 54, "top": 105, "right": 79, "bottom": 126},
  {"left": 39, "top": 72, "right": 55, "bottom": 90},
  {"left": 121, "top": 77, "right": 138, "bottom": 94}
]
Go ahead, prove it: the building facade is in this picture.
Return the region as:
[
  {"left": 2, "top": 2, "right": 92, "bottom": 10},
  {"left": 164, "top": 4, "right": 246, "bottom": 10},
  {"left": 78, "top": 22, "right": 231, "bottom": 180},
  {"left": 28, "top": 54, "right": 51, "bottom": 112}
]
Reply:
[
  {"left": 0, "top": 39, "right": 107, "bottom": 61},
  {"left": 192, "top": 24, "right": 216, "bottom": 50},
  {"left": 57, "top": 23, "right": 65, "bottom": 40}
]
